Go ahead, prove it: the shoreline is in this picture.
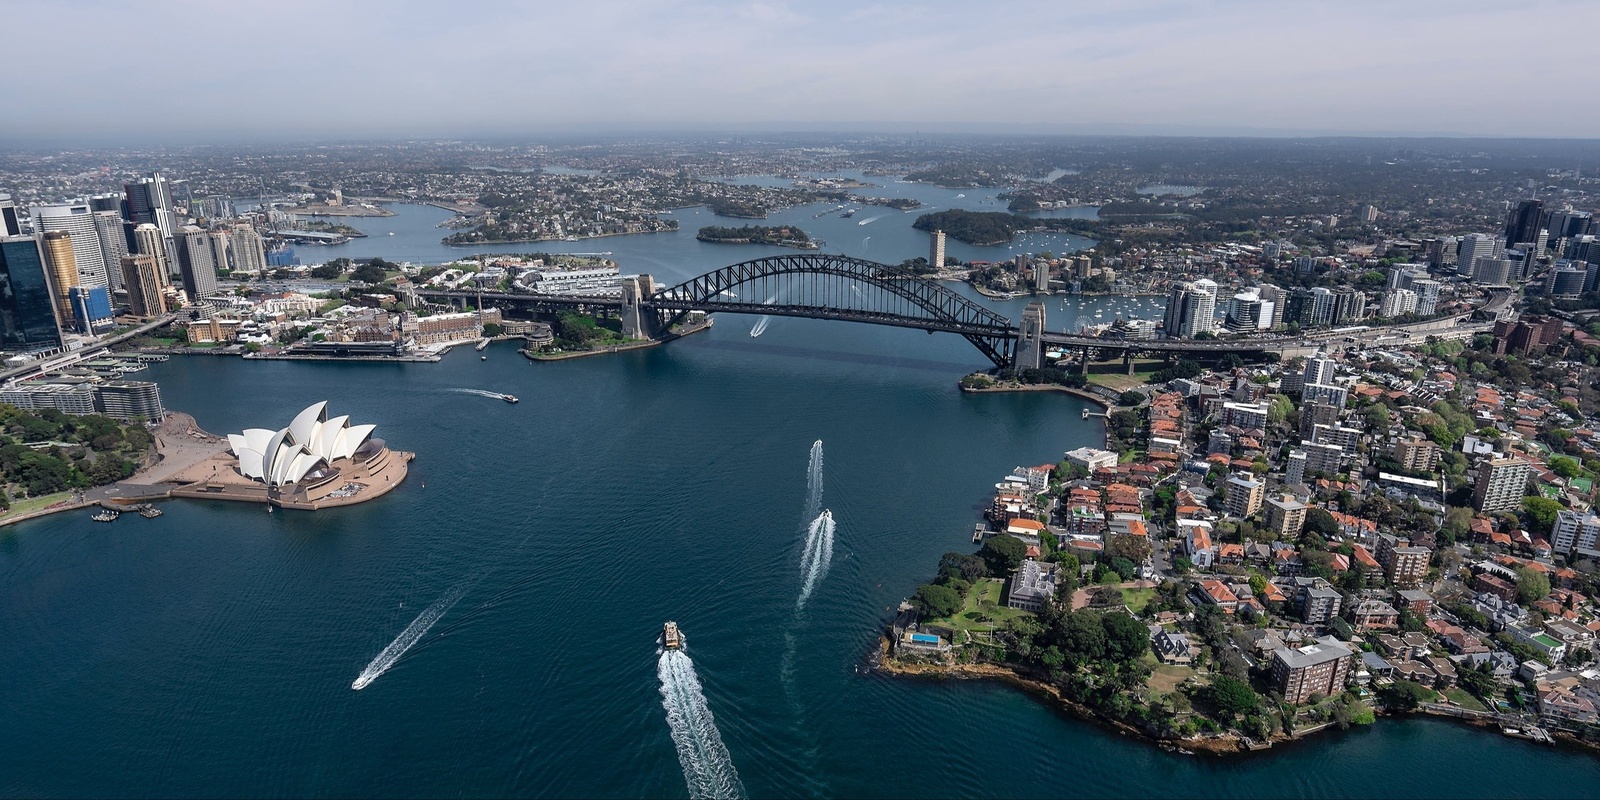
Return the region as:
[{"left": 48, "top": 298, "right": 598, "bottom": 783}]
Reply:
[
  {"left": 443, "top": 227, "right": 678, "bottom": 247},
  {"left": 522, "top": 318, "right": 713, "bottom": 362}
]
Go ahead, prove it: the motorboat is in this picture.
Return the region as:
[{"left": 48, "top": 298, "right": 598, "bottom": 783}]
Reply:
[{"left": 662, "top": 621, "right": 682, "bottom": 650}]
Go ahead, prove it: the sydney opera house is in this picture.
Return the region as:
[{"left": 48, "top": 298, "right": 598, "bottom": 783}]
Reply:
[{"left": 192, "top": 401, "right": 411, "bottom": 509}]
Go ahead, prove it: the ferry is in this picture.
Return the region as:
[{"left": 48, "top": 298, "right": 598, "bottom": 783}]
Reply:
[
  {"left": 502, "top": 394, "right": 519, "bottom": 404},
  {"left": 662, "top": 621, "right": 682, "bottom": 650}
]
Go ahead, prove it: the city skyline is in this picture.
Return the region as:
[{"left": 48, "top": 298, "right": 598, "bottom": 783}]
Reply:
[{"left": 5, "top": 0, "right": 1600, "bottom": 142}]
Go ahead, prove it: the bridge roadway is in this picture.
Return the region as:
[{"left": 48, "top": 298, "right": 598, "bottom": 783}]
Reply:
[{"left": 415, "top": 286, "right": 1484, "bottom": 358}]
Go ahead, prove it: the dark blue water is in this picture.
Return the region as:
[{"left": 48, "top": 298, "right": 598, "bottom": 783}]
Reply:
[{"left": 5, "top": 198, "right": 1600, "bottom": 798}]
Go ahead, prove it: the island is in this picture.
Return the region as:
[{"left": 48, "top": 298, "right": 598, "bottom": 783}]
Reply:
[
  {"left": 912, "top": 209, "right": 1028, "bottom": 245},
  {"left": 695, "top": 225, "right": 818, "bottom": 249}
]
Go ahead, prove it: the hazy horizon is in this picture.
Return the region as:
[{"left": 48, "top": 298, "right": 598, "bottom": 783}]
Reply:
[{"left": 5, "top": 0, "right": 1600, "bottom": 143}]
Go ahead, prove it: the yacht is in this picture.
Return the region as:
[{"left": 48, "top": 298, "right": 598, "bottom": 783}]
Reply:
[
  {"left": 662, "top": 621, "right": 682, "bottom": 650},
  {"left": 502, "top": 394, "right": 519, "bottom": 404}
]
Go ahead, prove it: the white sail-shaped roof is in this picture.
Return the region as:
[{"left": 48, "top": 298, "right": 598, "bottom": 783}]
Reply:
[{"left": 227, "top": 403, "right": 380, "bottom": 487}]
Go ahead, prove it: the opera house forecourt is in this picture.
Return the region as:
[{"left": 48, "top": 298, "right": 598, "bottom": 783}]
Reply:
[{"left": 167, "top": 401, "right": 412, "bottom": 510}]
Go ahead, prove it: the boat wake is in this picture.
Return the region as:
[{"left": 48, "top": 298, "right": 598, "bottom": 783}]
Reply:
[
  {"left": 857, "top": 215, "right": 884, "bottom": 226},
  {"left": 352, "top": 585, "right": 467, "bottom": 690},
  {"left": 749, "top": 295, "right": 776, "bottom": 337},
  {"left": 449, "top": 388, "right": 509, "bottom": 401},
  {"left": 796, "top": 510, "right": 835, "bottom": 610},
  {"left": 659, "top": 650, "right": 745, "bottom": 800},
  {"left": 802, "top": 440, "right": 823, "bottom": 522}
]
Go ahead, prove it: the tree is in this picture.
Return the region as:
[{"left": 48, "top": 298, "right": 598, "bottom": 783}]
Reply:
[
  {"left": 1550, "top": 456, "right": 1581, "bottom": 479},
  {"left": 1304, "top": 508, "right": 1339, "bottom": 539},
  {"left": 1440, "top": 506, "right": 1474, "bottom": 544},
  {"left": 1379, "top": 679, "right": 1433, "bottom": 711},
  {"left": 979, "top": 535, "right": 1027, "bottom": 575},
  {"left": 309, "top": 263, "right": 344, "bottom": 280},
  {"left": 1207, "top": 675, "right": 1260, "bottom": 718},
  {"left": 912, "top": 583, "right": 962, "bottom": 618},
  {"left": 1101, "top": 612, "right": 1150, "bottom": 662},
  {"left": 482, "top": 323, "right": 504, "bottom": 337},
  {"left": 1515, "top": 567, "right": 1551, "bottom": 605},
  {"left": 937, "top": 551, "right": 988, "bottom": 583},
  {"left": 1117, "top": 390, "right": 1145, "bottom": 407},
  {"left": 1522, "top": 496, "right": 1563, "bottom": 536},
  {"left": 1106, "top": 533, "right": 1152, "bottom": 566},
  {"left": 351, "top": 262, "right": 388, "bottom": 284}
]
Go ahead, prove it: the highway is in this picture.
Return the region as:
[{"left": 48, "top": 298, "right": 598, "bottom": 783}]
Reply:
[{"left": 0, "top": 314, "right": 179, "bottom": 383}]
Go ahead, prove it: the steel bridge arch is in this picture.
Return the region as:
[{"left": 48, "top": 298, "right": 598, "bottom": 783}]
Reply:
[{"left": 649, "top": 254, "right": 1017, "bottom": 366}]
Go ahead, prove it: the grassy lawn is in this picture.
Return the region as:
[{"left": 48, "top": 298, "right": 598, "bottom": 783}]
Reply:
[
  {"left": 1121, "top": 586, "right": 1157, "bottom": 613},
  {"left": 1084, "top": 359, "right": 1163, "bottom": 392},
  {"left": 1148, "top": 663, "right": 1196, "bottom": 694},
  {"left": 1443, "top": 688, "right": 1488, "bottom": 712},
  {"left": 0, "top": 490, "right": 77, "bottom": 519},
  {"left": 939, "top": 578, "right": 1030, "bottom": 635}
]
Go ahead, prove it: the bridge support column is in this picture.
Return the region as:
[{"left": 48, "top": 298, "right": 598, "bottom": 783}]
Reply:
[
  {"left": 1124, "top": 349, "right": 1135, "bottom": 375},
  {"left": 620, "top": 276, "right": 648, "bottom": 340},
  {"left": 1080, "top": 346, "right": 1090, "bottom": 375}
]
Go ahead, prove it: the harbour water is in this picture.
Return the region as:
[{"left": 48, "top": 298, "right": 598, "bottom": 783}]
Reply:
[{"left": 4, "top": 189, "right": 1600, "bottom": 797}]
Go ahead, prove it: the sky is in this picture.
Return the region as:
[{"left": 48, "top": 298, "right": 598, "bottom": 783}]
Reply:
[{"left": 5, "top": 0, "right": 1600, "bottom": 142}]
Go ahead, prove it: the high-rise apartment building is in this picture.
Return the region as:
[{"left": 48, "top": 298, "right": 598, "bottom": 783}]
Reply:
[
  {"left": 1553, "top": 510, "right": 1600, "bottom": 559},
  {"left": 1225, "top": 473, "right": 1264, "bottom": 518},
  {"left": 230, "top": 225, "right": 267, "bottom": 273},
  {"left": 132, "top": 223, "right": 173, "bottom": 283},
  {"left": 1456, "top": 234, "right": 1503, "bottom": 277},
  {"left": 1410, "top": 279, "right": 1440, "bottom": 316},
  {"left": 91, "top": 210, "right": 128, "bottom": 290},
  {"left": 1163, "top": 279, "right": 1217, "bottom": 338},
  {"left": 0, "top": 236, "right": 64, "bottom": 349},
  {"left": 1380, "top": 288, "right": 1417, "bottom": 318},
  {"left": 207, "top": 230, "right": 231, "bottom": 275},
  {"left": 1472, "top": 457, "right": 1530, "bottom": 513},
  {"left": 120, "top": 254, "right": 168, "bottom": 317},
  {"left": 1303, "top": 351, "right": 1337, "bottom": 387},
  {"left": 929, "top": 229, "right": 945, "bottom": 271}
]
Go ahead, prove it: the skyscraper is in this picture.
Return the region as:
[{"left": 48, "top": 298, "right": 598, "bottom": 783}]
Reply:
[
  {"left": 40, "top": 230, "right": 80, "bottom": 328},
  {"left": 0, "top": 235, "right": 64, "bottom": 349},
  {"left": 91, "top": 210, "right": 128, "bottom": 291},
  {"left": 132, "top": 223, "right": 173, "bottom": 283},
  {"left": 120, "top": 255, "right": 168, "bottom": 317},
  {"left": 1504, "top": 199, "right": 1544, "bottom": 247},
  {"left": 929, "top": 229, "right": 946, "bottom": 271},
  {"left": 1456, "top": 234, "right": 1502, "bottom": 277},
  {"left": 230, "top": 225, "right": 267, "bottom": 273},
  {"left": 30, "top": 203, "right": 109, "bottom": 288},
  {"left": 1163, "top": 279, "right": 1217, "bottom": 338},
  {"left": 124, "top": 172, "right": 179, "bottom": 258},
  {"left": 175, "top": 226, "right": 218, "bottom": 300},
  {"left": 207, "top": 229, "right": 231, "bottom": 275},
  {"left": 0, "top": 194, "right": 20, "bottom": 236}
]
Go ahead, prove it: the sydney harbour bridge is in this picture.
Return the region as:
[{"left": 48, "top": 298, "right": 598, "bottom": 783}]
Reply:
[{"left": 413, "top": 254, "right": 1482, "bottom": 371}]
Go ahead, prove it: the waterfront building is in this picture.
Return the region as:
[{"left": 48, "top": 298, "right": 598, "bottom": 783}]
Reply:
[
  {"left": 930, "top": 229, "right": 946, "bottom": 271},
  {"left": 1552, "top": 510, "right": 1600, "bottom": 559},
  {"left": 1224, "top": 473, "right": 1264, "bottom": 518},
  {"left": 95, "top": 379, "right": 165, "bottom": 421},
  {"left": 227, "top": 401, "right": 378, "bottom": 487},
  {"left": 1015, "top": 301, "right": 1045, "bottom": 371},
  {"left": 120, "top": 254, "right": 168, "bottom": 317},
  {"left": 1473, "top": 456, "right": 1531, "bottom": 513},
  {"left": 0, "top": 235, "right": 64, "bottom": 350},
  {"left": 1272, "top": 636, "right": 1354, "bottom": 704},
  {"left": 41, "top": 230, "right": 80, "bottom": 327},
  {"left": 31, "top": 203, "right": 109, "bottom": 288},
  {"left": 1004, "top": 559, "right": 1056, "bottom": 612},
  {"left": 176, "top": 226, "right": 219, "bottom": 300},
  {"left": 1063, "top": 446, "right": 1118, "bottom": 472},
  {"left": 0, "top": 378, "right": 163, "bottom": 422},
  {"left": 69, "top": 286, "right": 113, "bottom": 333},
  {"left": 1162, "top": 279, "right": 1217, "bottom": 338},
  {"left": 401, "top": 309, "right": 501, "bottom": 346}
]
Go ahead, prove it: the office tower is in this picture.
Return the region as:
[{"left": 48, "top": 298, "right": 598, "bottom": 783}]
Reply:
[
  {"left": 207, "top": 229, "right": 230, "bottom": 275},
  {"left": 124, "top": 172, "right": 179, "bottom": 261},
  {"left": 1380, "top": 288, "right": 1418, "bottom": 318},
  {"left": 132, "top": 223, "right": 173, "bottom": 283},
  {"left": 230, "top": 224, "right": 267, "bottom": 273},
  {"left": 1163, "top": 279, "right": 1217, "bottom": 338},
  {"left": 1504, "top": 199, "right": 1544, "bottom": 247},
  {"left": 30, "top": 203, "right": 109, "bottom": 287},
  {"left": 1410, "top": 279, "right": 1440, "bottom": 316},
  {"left": 1472, "top": 457, "right": 1530, "bottom": 513},
  {"left": 0, "top": 194, "right": 20, "bottom": 236},
  {"left": 175, "top": 226, "right": 218, "bottom": 300},
  {"left": 40, "top": 230, "right": 80, "bottom": 327},
  {"left": 0, "top": 236, "right": 64, "bottom": 349},
  {"left": 1548, "top": 265, "right": 1588, "bottom": 299},
  {"left": 929, "top": 229, "right": 945, "bottom": 270},
  {"left": 91, "top": 210, "right": 128, "bottom": 291},
  {"left": 120, "top": 255, "right": 168, "bottom": 317},
  {"left": 1547, "top": 208, "right": 1593, "bottom": 245},
  {"left": 1015, "top": 301, "right": 1046, "bottom": 371},
  {"left": 1456, "top": 234, "right": 1502, "bottom": 276},
  {"left": 68, "top": 286, "right": 112, "bottom": 333},
  {"left": 87, "top": 193, "right": 122, "bottom": 214},
  {"left": 1426, "top": 236, "right": 1457, "bottom": 270},
  {"left": 1473, "top": 257, "right": 1512, "bottom": 286}
]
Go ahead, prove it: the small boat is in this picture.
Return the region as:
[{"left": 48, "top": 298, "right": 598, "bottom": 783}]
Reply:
[
  {"left": 91, "top": 510, "right": 119, "bottom": 522},
  {"left": 139, "top": 506, "right": 163, "bottom": 518},
  {"left": 387, "top": 232, "right": 395, "bottom": 236},
  {"left": 502, "top": 394, "right": 519, "bottom": 404},
  {"left": 840, "top": 210, "right": 855, "bottom": 218},
  {"left": 480, "top": 355, "right": 487, "bottom": 361},
  {"left": 662, "top": 621, "right": 683, "bottom": 650}
]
